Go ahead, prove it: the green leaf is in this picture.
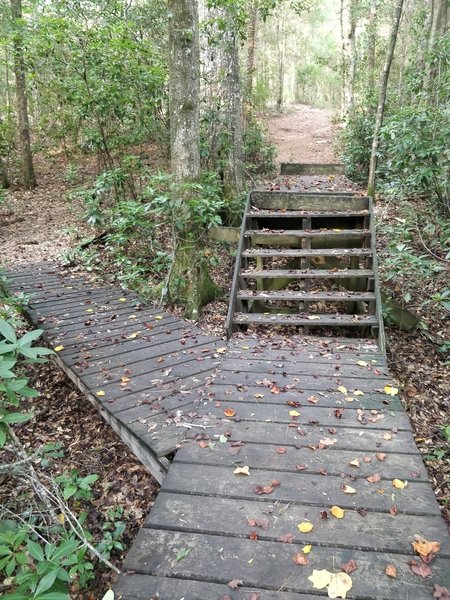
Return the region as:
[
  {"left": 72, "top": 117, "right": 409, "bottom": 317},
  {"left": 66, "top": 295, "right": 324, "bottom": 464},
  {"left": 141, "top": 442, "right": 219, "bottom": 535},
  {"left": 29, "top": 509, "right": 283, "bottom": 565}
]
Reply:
[
  {"left": 17, "top": 329, "right": 43, "bottom": 347},
  {"left": 37, "top": 593, "right": 70, "bottom": 600},
  {"left": 34, "top": 569, "right": 58, "bottom": 596},
  {"left": 0, "top": 425, "right": 7, "bottom": 447},
  {"left": 175, "top": 547, "right": 191, "bottom": 561},
  {"left": 62, "top": 486, "right": 77, "bottom": 500},
  {"left": 27, "top": 539, "right": 45, "bottom": 562},
  {"left": 0, "top": 341, "right": 17, "bottom": 355},
  {"left": 0, "top": 320, "right": 17, "bottom": 344},
  {"left": 51, "top": 540, "right": 79, "bottom": 562},
  {"left": 0, "top": 412, "right": 32, "bottom": 424}
]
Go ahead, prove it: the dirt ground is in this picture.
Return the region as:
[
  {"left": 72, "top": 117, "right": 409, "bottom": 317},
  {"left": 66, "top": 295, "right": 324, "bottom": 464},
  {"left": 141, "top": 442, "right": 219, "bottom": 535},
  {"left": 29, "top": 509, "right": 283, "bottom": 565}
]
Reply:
[
  {"left": 266, "top": 103, "right": 340, "bottom": 165},
  {"left": 1, "top": 104, "right": 448, "bottom": 599}
]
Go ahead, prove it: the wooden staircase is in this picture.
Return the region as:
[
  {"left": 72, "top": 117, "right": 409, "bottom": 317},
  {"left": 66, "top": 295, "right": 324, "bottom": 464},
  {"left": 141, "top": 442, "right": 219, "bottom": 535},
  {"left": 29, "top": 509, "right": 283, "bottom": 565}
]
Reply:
[{"left": 226, "top": 190, "right": 384, "bottom": 348}]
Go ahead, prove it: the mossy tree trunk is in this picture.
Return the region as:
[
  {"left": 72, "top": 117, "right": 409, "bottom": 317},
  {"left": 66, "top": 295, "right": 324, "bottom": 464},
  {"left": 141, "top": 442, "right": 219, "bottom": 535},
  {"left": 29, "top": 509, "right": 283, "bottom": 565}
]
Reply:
[{"left": 167, "top": 0, "right": 221, "bottom": 320}]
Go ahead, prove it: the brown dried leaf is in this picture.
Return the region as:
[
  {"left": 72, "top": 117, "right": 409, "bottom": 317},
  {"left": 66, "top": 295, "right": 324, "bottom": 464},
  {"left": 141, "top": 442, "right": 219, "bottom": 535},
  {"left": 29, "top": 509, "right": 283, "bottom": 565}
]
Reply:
[
  {"left": 385, "top": 564, "right": 397, "bottom": 578},
  {"left": 433, "top": 584, "right": 450, "bottom": 599},
  {"left": 409, "top": 560, "right": 432, "bottom": 578},
  {"left": 228, "top": 579, "right": 243, "bottom": 589},
  {"left": 341, "top": 559, "right": 358, "bottom": 574},
  {"left": 279, "top": 533, "right": 295, "bottom": 543},
  {"left": 367, "top": 473, "right": 381, "bottom": 484},
  {"left": 293, "top": 552, "right": 309, "bottom": 565}
]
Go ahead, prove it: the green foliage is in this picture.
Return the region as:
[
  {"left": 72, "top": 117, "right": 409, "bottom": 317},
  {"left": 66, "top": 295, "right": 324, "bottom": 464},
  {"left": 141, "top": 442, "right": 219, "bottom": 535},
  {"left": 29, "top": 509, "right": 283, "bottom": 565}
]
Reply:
[
  {"left": 243, "top": 116, "right": 276, "bottom": 175},
  {"left": 55, "top": 469, "right": 99, "bottom": 501},
  {"left": 95, "top": 507, "right": 125, "bottom": 560},
  {"left": 340, "top": 98, "right": 376, "bottom": 182}
]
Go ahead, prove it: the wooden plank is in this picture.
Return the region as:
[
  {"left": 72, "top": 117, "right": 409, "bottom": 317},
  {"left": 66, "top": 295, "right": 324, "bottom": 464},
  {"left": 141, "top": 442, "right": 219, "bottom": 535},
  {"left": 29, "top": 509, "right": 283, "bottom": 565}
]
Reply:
[
  {"left": 208, "top": 225, "right": 241, "bottom": 243},
  {"left": 237, "top": 290, "right": 376, "bottom": 302},
  {"left": 280, "top": 163, "right": 346, "bottom": 175},
  {"left": 227, "top": 336, "right": 382, "bottom": 354},
  {"left": 250, "top": 191, "right": 367, "bottom": 211},
  {"left": 185, "top": 419, "right": 419, "bottom": 455},
  {"left": 122, "top": 529, "right": 449, "bottom": 598},
  {"left": 145, "top": 491, "right": 450, "bottom": 555},
  {"left": 216, "top": 357, "right": 389, "bottom": 377},
  {"left": 195, "top": 399, "right": 411, "bottom": 431},
  {"left": 233, "top": 314, "right": 379, "bottom": 327},
  {"left": 239, "top": 269, "right": 374, "bottom": 279},
  {"left": 246, "top": 229, "right": 369, "bottom": 239},
  {"left": 248, "top": 210, "right": 369, "bottom": 218},
  {"left": 243, "top": 248, "right": 372, "bottom": 257},
  {"left": 115, "top": 574, "right": 318, "bottom": 600},
  {"left": 176, "top": 440, "right": 427, "bottom": 480},
  {"left": 161, "top": 462, "right": 439, "bottom": 514}
]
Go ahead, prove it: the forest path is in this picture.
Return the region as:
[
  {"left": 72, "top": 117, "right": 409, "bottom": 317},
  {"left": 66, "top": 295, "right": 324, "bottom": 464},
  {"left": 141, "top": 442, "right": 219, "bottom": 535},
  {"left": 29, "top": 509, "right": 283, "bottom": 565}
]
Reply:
[{"left": 266, "top": 103, "right": 339, "bottom": 165}]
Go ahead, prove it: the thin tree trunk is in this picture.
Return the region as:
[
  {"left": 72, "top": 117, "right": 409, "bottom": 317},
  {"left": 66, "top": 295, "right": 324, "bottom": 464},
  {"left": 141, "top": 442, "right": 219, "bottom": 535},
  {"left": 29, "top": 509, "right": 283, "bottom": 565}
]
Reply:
[
  {"left": 167, "top": 0, "right": 220, "bottom": 318},
  {"left": 423, "top": 0, "right": 448, "bottom": 93},
  {"left": 11, "top": 0, "right": 36, "bottom": 189},
  {"left": 340, "top": 0, "right": 356, "bottom": 119},
  {"left": 276, "top": 12, "right": 285, "bottom": 113},
  {"left": 367, "top": 0, "right": 404, "bottom": 198},
  {"left": 0, "top": 157, "right": 9, "bottom": 188},
  {"left": 367, "top": 0, "right": 378, "bottom": 91},
  {"left": 246, "top": 0, "right": 258, "bottom": 98}
]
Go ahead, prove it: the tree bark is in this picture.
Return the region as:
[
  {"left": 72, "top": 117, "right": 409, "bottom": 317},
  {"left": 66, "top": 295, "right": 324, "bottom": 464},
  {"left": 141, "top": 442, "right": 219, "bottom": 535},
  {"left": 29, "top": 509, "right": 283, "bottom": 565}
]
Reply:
[
  {"left": 0, "top": 157, "right": 9, "bottom": 188},
  {"left": 167, "top": 0, "right": 220, "bottom": 319},
  {"left": 423, "top": 0, "right": 448, "bottom": 93},
  {"left": 276, "top": 11, "right": 285, "bottom": 113},
  {"left": 11, "top": 0, "right": 36, "bottom": 189},
  {"left": 367, "top": 0, "right": 404, "bottom": 199},
  {"left": 367, "top": 0, "right": 378, "bottom": 92},
  {"left": 340, "top": 0, "right": 356, "bottom": 119},
  {"left": 246, "top": 0, "right": 258, "bottom": 98}
]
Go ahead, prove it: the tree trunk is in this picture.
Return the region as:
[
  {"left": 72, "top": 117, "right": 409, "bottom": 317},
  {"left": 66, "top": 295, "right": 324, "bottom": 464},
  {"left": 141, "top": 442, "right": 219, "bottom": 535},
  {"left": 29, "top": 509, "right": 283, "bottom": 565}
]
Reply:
[
  {"left": 246, "top": 0, "right": 258, "bottom": 98},
  {"left": 423, "top": 0, "right": 448, "bottom": 93},
  {"left": 0, "top": 157, "right": 9, "bottom": 188},
  {"left": 11, "top": 0, "right": 36, "bottom": 190},
  {"left": 276, "top": 12, "right": 285, "bottom": 113},
  {"left": 367, "top": 0, "right": 404, "bottom": 199},
  {"left": 340, "top": 0, "right": 356, "bottom": 119},
  {"left": 167, "top": 0, "right": 221, "bottom": 319},
  {"left": 223, "top": 30, "right": 244, "bottom": 198},
  {"left": 367, "top": 0, "right": 378, "bottom": 92}
]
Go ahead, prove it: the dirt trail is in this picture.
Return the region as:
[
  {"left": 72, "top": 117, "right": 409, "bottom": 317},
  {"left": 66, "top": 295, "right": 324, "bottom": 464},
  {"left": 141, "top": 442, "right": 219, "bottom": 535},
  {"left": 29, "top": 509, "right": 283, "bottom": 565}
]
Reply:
[{"left": 266, "top": 103, "right": 340, "bottom": 165}]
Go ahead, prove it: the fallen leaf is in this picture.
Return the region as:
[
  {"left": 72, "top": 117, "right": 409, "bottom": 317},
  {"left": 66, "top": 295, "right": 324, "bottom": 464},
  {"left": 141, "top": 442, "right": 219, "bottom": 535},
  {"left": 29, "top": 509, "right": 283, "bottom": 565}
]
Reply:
[
  {"left": 349, "top": 459, "right": 360, "bottom": 468},
  {"left": 384, "top": 385, "right": 399, "bottom": 396},
  {"left": 433, "top": 584, "right": 450, "bottom": 599},
  {"left": 101, "top": 591, "right": 114, "bottom": 600},
  {"left": 412, "top": 536, "right": 441, "bottom": 558},
  {"left": 376, "top": 452, "right": 386, "bottom": 461},
  {"left": 216, "top": 347, "right": 227, "bottom": 354},
  {"left": 341, "top": 485, "right": 356, "bottom": 495},
  {"left": 254, "top": 480, "right": 280, "bottom": 495},
  {"left": 319, "top": 437, "right": 337, "bottom": 447},
  {"left": 289, "top": 409, "right": 300, "bottom": 417},
  {"left": 367, "top": 473, "right": 381, "bottom": 484},
  {"left": 297, "top": 521, "right": 314, "bottom": 533},
  {"left": 409, "top": 560, "right": 432, "bottom": 578},
  {"left": 341, "top": 559, "right": 357, "bottom": 574},
  {"left": 293, "top": 552, "right": 309, "bottom": 565},
  {"left": 254, "top": 393, "right": 264, "bottom": 398},
  {"left": 233, "top": 466, "right": 250, "bottom": 476},
  {"left": 224, "top": 408, "right": 236, "bottom": 417},
  {"left": 308, "top": 315, "right": 321, "bottom": 320},
  {"left": 392, "top": 479, "right": 407, "bottom": 489},
  {"left": 120, "top": 376, "right": 131, "bottom": 385},
  {"left": 357, "top": 361, "right": 368, "bottom": 367},
  {"left": 385, "top": 564, "right": 397, "bottom": 578},
  {"left": 330, "top": 506, "right": 345, "bottom": 519},
  {"left": 270, "top": 385, "right": 281, "bottom": 394},
  {"left": 337, "top": 385, "right": 348, "bottom": 394},
  {"left": 96, "top": 390, "right": 105, "bottom": 397},
  {"left": 308, "top": 570, "right": 352, "bottom": 599},
  {"left": 54, "top": 345, "right": 64, "bottom": 352},
  {"left": 249, "top": 531, "right": 258, "bottom": 540},
  {"left": 175, "top": 547, "right": 191, "bottom": 561},
  {"left": 276, "top": 447, "right": 286, "bottom": 454},
  {"left": 279, "top": 533, "right": 294, "bottom": 543},
  {"left": 247, "top": 518, "right": 269, "bottom": 530},
  {"left": 227, "top": 579, "right": 243, "bottom": 589},
  {"left": 154, "top": 315, "right": 164, "bottom": 320},
  {"left": 308, "top": 395, "right": 319, "bottom": 404},
  {"left": 383, "top": 432, "right": 393, "bottom": 440},
  {"left": 302, "top": 544, "right": 312, "bottom": 554},
  {"left": 353, "top": 390, "right": 364, "bottom": 396},
  {"left": 308, "top": 569, "right": 332, "bottom": 590}
]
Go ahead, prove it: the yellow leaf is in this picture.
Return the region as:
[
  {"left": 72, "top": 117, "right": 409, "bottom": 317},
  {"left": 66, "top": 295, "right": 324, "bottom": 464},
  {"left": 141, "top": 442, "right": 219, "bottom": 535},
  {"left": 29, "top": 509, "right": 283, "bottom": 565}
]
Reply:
[
  {"left": 353, "top": 390, "right": 364, "bottom": 396},
  {"left": 155, "top": 315, "right": 164, "bottom": 320},
  {"left": 118, "top": 297, "right": 127, "bottom": 302},
  {"left": 384, "top": 385, "right": 399, "bottom": 396},
  {"left": 337, "top": 386, "right": 347, "bottom": 394},
  {"left": 345, "top": 397, "right": 354, "bottom": 402},
  {"left": 120, "top": 376, "right": 131, "bottom": 385},
  {"left": 54, "top": 345, "right": 64, "bottom": 352},
  {"left": 297, "top": 522, "right": 314, "bottom": 533},
  {"left": 233, "top": 466, "right": 250, "bottom": 476},
  {"left": 57, "top": 513, "right": 65, "bottom": 523},
  {"left": 308, "top": 315, "right": 321, "bottom": 320},
  {"left": 412, "top": 536, "right": 441, "bottom": 557},
  {"left": 127, "top": 332, "right": 140, "bottom": 339},
  {"left": 392, "top": 479, "right": 407, "bottom": 489},
  {"left": 96, "top": 390, "right": 105, "bottom": 397},
  {"left": 241, "top": 345, "right": 249, "bottom": 350},
  {"left": 357, "top": 361, "right": 368, "bottom": 367},
  {"left": 129, "top": 314, "right": 137, "bottom": 319},
  {"left": 289, "top": 410, "right": 300, "bottom": 417},
  {"left": 342, "top": 485, "right": 356, "bottom": 495},
  {"left": 330, "top": 506, "right": 345, "bottom": 519},
  {"left": 327, "top": 572, "right": 353, "bottom": 599},
  {"left": 308, "top": 569, "right": 332, "bottom": 590},
  {"left": 216, "top": 347, "right": 227, "bottom": 354},
  {"left": 302, "top": 544, "right": 312, "bottom": 554},
  {"left": 349, "top": 459, "right": 360, "bottom": 468},
  {"left": 85, "top": 308, "right": 94, "bottom": 313}
]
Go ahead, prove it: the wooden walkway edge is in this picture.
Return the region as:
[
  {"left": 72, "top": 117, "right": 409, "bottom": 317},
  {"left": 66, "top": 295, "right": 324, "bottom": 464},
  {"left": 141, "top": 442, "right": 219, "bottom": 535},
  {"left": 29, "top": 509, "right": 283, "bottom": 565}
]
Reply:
[{"left": 4, "top": 265, "right": 449, "bottom": 599}]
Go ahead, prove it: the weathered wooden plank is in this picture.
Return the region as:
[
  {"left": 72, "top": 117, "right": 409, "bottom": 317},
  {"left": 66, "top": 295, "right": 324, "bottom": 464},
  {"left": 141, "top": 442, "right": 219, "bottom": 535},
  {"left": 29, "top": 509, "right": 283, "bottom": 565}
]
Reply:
[
  {"left": 123, "top": 529, "right": 449, "bottom": 598},
  {"left": 234, "top": 313, "right": 379, "bottom": 327},
  {"left": 240, "top": 268, "right": 374, "bottom": 279},
  {"left": 196, "top": 399, "right": 411, "bottom": 431},
  {"left": 162, "top": 462, "right": 439, "bottom": 514},
  {"left": 176, "top": 439, "right": 427, "bottom": 480},
  {"left": 237, "top": 290, "right": 376, "bottom": 303},
  {"left": 186, "top": 420, "right": 419, "bottom": 454},
  {"left": 145, "top": 492, "right": 450, "bottom": 555},
  {"left": 243, "top": 248, "right": 372, "bottom": 257},
  {"left": 250, "top": 191, "right": 367, "bottom": 211},
  {"left": 216, "top": 357, "right": 389, "bottom": 378},
  {"left": 115, "top": 574, "right": 318, "bottom": 600},
  {"left": 213, "top": 370, "right": 393, "bottom": 393},
  {"left": 227, "top": 336, "right": 382, "bottom": 354},
  {"left": 248, "top": 210, "right": 368, "bottom": 218}
]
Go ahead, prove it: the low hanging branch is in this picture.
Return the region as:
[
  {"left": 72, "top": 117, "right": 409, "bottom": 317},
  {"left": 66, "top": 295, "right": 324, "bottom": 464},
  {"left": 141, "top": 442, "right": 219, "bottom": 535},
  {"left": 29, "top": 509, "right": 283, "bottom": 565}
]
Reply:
[{"left": 367, "top": 0, "right": 404, "bottom": 199}]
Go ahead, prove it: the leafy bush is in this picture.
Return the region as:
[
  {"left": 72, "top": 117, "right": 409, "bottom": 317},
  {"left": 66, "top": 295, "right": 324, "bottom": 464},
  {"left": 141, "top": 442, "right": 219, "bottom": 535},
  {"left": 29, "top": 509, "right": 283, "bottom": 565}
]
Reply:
[
  {"left": 340, "top": 100, "right": 376, "bottom": 182},
  {"left": 243, "top": 116, "right": 277, "bottom": 175}
]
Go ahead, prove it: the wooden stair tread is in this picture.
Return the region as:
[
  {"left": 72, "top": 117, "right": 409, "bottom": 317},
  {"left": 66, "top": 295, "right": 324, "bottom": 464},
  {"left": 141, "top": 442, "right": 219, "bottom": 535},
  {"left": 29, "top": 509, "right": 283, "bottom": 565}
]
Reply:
[
  {"left": 248, "top": 209, "right": 369, "bottom": 217},
  {"left": 240, "top": 268, "right": 374, "bottom": 278},
  {"left": 233, "top": 313, "right": 379, "bottom": 326},
  {"left": 245, "top": 228, "right": 370, "bottom": 237},
  {"left": 237, "top": 290, "right": 376, "bottom": 301},
  {"left": 242, "top": 248, "right": 372, "bottom": 257}
]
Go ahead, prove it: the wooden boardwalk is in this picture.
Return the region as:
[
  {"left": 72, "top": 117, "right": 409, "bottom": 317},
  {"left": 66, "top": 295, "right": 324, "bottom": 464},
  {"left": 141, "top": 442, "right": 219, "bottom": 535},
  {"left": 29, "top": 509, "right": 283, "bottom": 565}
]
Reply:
[{"left": 4, "top": 264, "right": 450, "bottom": 596}]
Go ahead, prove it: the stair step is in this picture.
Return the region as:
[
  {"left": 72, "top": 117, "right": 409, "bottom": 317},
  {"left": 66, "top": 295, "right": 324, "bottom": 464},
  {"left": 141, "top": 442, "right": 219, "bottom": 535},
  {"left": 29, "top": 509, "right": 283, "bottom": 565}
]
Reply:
[
  {"left": 245, "top": 229, "right": 370, "bottom": 239},
  {"left": 240, "top": 269, "right": 374, "bottom": 279},
  {"left": 248, "top": 209, "right": 369, "bottom": 218},
  {"left": 237, "top": 290, "right": 376, "bottom": 302},
  {"left": 242, "top": 248, "right": 372, "bottom": 258},
  {"left": 233, "top": 313, "right": 378, "bottom": 327},
  {"left": 251, "top": 191, "right": 369, "bottom": 212}
]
